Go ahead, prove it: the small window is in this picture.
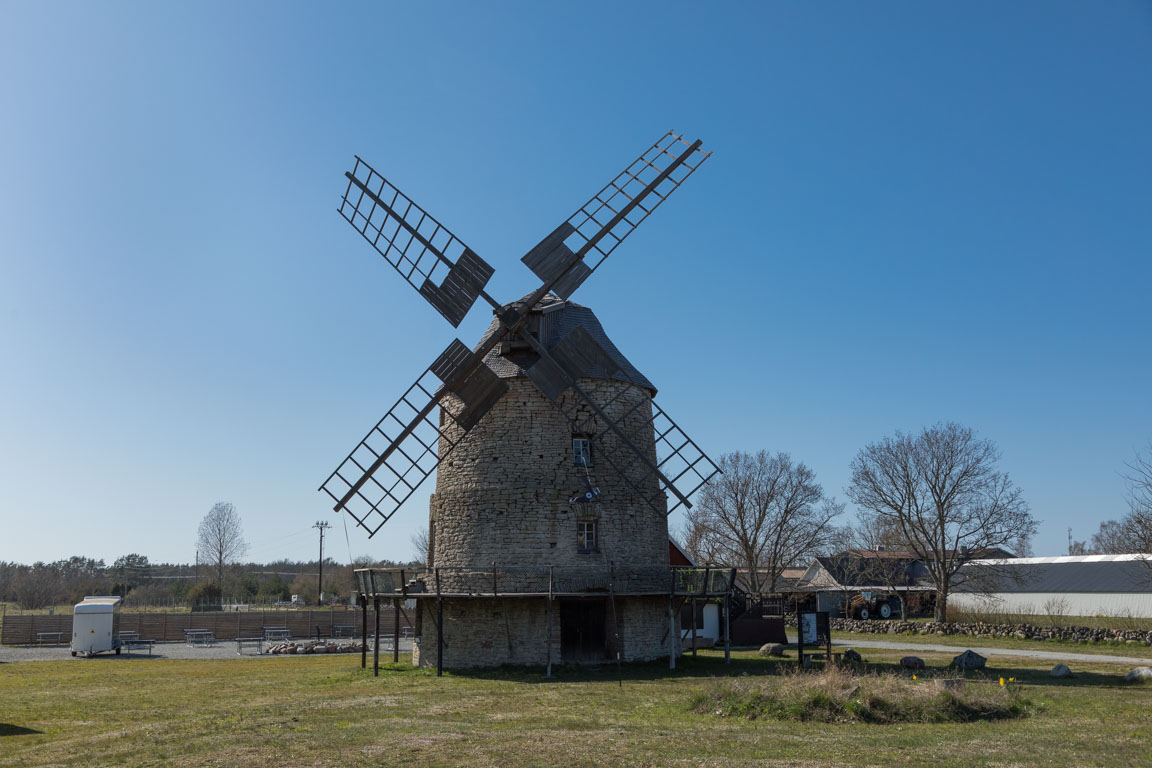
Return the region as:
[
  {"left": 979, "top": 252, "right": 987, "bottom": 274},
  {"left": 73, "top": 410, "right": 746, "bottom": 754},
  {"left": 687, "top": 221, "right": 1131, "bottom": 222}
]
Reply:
[
  {"left": 577, "top": 520, "right": 597, "bottom": 552},
  {"left": 573, "top": 437, "right": 592, "bottom": 467}
]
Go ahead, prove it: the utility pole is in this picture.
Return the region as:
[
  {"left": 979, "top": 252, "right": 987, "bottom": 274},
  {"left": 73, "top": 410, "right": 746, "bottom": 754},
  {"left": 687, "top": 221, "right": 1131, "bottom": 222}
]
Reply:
[
  {"left": 314, "top": 521, "right": 331, "bottom": 604},
  {"left": 1067, "top": 527, "right": 1072, "bottom": 556}
]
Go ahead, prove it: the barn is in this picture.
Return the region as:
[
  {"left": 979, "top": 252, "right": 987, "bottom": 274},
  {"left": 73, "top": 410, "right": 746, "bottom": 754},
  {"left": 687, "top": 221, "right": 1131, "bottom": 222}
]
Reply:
[{"left": 952, "top": 554, "right": 1152, "bottom": 619}]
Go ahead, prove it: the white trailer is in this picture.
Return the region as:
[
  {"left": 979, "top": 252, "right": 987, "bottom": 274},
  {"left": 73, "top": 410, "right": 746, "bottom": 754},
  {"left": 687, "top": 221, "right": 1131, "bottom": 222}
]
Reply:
[{"left": 71, "top": 596, "right": 123, "bottom": 657}]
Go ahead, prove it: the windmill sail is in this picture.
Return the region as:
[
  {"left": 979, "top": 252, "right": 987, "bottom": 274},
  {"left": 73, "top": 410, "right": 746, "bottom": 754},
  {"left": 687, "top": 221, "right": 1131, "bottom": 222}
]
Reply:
[
  {"left": 320, "top": 338, "right": 507, "bottom": 536},
  {"left": 522, "top": 131, "right": 711, "bottom": 299},
  {"left": 340, "top": 156, "right": 495, "bottom": 327}
]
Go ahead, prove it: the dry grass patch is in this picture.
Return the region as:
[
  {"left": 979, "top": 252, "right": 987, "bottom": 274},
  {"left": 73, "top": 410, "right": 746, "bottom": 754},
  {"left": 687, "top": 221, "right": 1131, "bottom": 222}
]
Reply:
[{"left": 690, "top": 664, "right": 1034, "bottom": 723}]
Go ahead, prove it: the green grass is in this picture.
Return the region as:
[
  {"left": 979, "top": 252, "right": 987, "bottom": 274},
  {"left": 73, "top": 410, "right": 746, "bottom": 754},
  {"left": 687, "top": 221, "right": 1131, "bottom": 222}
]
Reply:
[
  {"left": 1, "top": 648, "right": 1150, "bottom": 767},
  {"left": 824, "top": 628, "right": 1152, "bottom": 658}
]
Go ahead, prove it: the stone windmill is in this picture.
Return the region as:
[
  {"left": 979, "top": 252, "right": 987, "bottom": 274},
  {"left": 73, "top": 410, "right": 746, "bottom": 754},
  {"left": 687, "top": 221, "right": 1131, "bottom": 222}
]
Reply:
[{"left": 320, "top": 132, "right": 730, "bottom": 671}]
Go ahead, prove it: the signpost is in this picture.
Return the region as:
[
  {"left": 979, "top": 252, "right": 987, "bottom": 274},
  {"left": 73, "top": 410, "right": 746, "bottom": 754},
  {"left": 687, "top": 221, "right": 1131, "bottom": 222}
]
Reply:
[{"left": 798, "top": 611, "right": 830, "bottom": 668}]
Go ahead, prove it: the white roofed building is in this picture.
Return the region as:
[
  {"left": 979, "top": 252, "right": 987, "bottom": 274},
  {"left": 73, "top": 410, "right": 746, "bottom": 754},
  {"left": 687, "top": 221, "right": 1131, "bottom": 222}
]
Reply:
[{"left": 953, "top": 554, "right": 1152, "bottom": 618}]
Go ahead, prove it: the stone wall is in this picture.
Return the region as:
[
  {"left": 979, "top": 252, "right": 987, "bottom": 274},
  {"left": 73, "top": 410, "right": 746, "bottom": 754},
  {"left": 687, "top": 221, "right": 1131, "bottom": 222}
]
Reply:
[
  {"left": 430, "top": 377, "right": 669, "bottom": 573},
  {"left": 412, "top": 595, "right": 676, "bottom": 669},
  {"left": 413, "top": 367, "right": 676, "bottom": 669},
  {"left": 783, "top": 616, "right": 1152, "bottom": 646}
]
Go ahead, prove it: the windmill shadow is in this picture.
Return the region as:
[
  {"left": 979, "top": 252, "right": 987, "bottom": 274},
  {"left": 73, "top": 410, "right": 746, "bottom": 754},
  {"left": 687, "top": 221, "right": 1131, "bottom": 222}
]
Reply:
[{"left": 0, "top": 724, "right": 43, "bottom": 736}]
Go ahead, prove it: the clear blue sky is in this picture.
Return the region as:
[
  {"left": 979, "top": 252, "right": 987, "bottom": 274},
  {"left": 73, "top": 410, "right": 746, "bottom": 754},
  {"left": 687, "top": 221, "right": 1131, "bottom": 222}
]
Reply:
[{"left": 1, "top": 1, "right": 1149, "bottom": 566}]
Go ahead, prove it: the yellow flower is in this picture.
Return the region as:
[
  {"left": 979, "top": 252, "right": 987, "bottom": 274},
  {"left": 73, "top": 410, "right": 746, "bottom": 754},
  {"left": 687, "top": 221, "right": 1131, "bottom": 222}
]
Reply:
[
  {"left": 999, "top": 677, "right": 1005, "bottom": 686},
  {"left": 912, "top": 675, "right": 917, "bottom": 680}
]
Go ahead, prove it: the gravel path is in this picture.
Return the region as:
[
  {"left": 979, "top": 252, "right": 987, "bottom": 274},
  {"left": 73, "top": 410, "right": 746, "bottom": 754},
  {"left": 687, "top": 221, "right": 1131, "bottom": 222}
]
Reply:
[{"left": 0, "top": 639, "right": 411, "bottom": 663}]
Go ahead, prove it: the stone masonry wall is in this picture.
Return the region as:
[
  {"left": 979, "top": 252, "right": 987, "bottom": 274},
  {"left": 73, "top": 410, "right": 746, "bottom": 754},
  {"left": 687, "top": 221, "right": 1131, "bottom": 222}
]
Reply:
[
  {"left": 430, "top": 377, "right": 669, "bottom": 571},
  {"left": 413, "top": 375, "right": 675, "bottom": 668},
  {"left": 412, "top": 595, "right": 676, "bottom": 669}
]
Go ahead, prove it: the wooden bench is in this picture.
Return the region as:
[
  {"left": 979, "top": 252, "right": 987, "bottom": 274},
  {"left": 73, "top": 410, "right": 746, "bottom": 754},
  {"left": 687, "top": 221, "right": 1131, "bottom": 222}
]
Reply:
[
  {"left": 35, "top": 631, "right": 65, "bottom": 646},
  {"left": 122, "top": 639, "right": 156, "bottom": 656},
  {"left": 235, "top": 637, "right": 264, "bottom": 655}
]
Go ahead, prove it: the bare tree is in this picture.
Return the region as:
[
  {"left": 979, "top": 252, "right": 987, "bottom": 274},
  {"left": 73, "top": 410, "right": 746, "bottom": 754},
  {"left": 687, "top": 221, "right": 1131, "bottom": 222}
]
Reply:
[
  {"left": 196, "top": 502, "right": 248, "bottom": 587},
  {"left": 844, "top": 511, "right": 918, "bottom": 619},
  {"left": 684, "top": 450, "right": 843, "bottom": 593},
  {"left": 1090, "top": 519, "right": 1131, "bottom": 554},
  {"left": 410, "top": 526, "right": 429, "bottom": 566},
  {"left": 846, "top": 422, "right": 1035, "bottom": 622},
  {"left": 1121, "top": 443, "right": 1152, "bottom": 555}
]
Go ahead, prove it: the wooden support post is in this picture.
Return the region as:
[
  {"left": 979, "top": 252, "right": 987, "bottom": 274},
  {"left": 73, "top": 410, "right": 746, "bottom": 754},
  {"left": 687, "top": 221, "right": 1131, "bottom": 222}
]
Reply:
[
  {"left": 360, "top": 594, "right": 367, "bottom": 669},
  {"left": 609, "top": 562, "right": 622, "bottom": 688},
  {"left": 669, "top": 568, "right": 679, "bottom": 670},
  {"left": 545, "top": 566, "right": 553, "bottom": 679},
  {"left": 436, "top": 568, "right": 444, "bottom": 678},
  {"left": 723, "top": 591, "right": 731, "bottom": 664},
  {"left": 393, "top": 597, "right": 400, "bottom": 663},
  {"left": 690, "top": 596, "right": 697, "bottom": 658},
  {"left": 372, "top": 596, "right": 380, "bottom": 677}
]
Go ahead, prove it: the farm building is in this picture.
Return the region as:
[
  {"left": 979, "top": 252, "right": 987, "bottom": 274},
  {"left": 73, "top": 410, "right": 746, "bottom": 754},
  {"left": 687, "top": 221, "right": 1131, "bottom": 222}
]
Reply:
[
  {"left": 793, "top": 550, "right": 938, "bottom": 618},
  {"left": 952, "top": 554, "right": 1152, "bottom": 618}
]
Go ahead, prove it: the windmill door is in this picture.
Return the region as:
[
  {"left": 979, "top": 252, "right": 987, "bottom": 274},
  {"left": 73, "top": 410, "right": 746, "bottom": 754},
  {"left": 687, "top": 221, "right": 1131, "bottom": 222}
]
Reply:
[{"left": 559, "top": 599, "right": 608, "bottom": 662}]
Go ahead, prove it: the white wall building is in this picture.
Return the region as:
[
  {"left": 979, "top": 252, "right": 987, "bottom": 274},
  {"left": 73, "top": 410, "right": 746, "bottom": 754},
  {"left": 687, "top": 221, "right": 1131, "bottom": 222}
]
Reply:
[{"left": 953, "top": 554, "right": 1152, "bottom": 619}]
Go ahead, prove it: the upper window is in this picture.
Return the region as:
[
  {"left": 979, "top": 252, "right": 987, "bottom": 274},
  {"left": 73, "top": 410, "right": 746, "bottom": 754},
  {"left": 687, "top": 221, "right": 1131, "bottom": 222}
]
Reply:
[
  {"left": 577, "top": 520, "right": 598, "bottom": 553},
  {"left": 573, "top": 437, "right": 592, "bottom": 467}
]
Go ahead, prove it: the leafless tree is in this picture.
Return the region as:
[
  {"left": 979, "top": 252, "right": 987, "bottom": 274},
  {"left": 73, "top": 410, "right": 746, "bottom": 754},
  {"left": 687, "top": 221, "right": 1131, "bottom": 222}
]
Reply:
[
  {"left": 196, "top": 502, "right": 248, "bottom": 587},
  {"left": 1121, "top": 443, "right": 1152, "bottom": 555},
  {"left": 684, "top": 451, "right": 843, "bottom": 593},
  {"left": 842, "top": 511, "right": 918, "bottom": 618},
  {"left": 846, "top": 422, "right": 1036, "bottom": 622},
  {"left": 410, "top": 526, "right": 429, "bottom": 566},
  {"left": 1090, "top": 519, "right": 1132, "bottom": 554}
]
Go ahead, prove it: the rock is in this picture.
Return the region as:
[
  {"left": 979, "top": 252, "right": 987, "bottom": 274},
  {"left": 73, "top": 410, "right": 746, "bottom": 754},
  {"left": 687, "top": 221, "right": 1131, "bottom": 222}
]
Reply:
[
  {"left": 314, "top": 645, "right": 328, "bottom": 654},
  {"left": 1050, "top": 664, "right": 1072, "bottom": 678},
  {"left": 759, "top": 643, "right": 785, "bottom": 657},
  {"left": 843, "top": 648, "right": 863, "bottom": 663},
  {"left": 1125, "top": 666, "right": 1152, "bottom": 682},
  {"left": 900, "top": 656, "right": 925, "bottom": 670},
  {"left": 951, "top": 650, "right": 987, "bottom": 671}
]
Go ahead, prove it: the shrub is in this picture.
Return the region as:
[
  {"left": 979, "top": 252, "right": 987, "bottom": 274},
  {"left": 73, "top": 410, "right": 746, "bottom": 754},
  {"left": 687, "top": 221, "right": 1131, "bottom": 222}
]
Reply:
[{"left": 689, "top": 665, "right": 1033, "bottom": 724}]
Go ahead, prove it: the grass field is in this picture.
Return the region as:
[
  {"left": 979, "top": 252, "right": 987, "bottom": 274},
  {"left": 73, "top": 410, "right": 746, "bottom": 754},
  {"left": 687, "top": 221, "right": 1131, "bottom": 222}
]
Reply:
[{"left": 2, "top": 647, "right": 1149, "bottom": 767}]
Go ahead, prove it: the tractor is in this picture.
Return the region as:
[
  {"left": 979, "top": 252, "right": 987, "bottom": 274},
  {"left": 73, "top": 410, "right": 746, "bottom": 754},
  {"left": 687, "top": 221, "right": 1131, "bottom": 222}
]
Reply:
[{"left": 847, "top": 591, "right": 899, "bottom": 620}]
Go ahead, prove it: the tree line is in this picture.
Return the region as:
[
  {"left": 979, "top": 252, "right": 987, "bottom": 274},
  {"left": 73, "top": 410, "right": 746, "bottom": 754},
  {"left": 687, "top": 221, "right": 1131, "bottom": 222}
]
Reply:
[{"left": 1, "top": 502, "right": 416, "bottom": 610}]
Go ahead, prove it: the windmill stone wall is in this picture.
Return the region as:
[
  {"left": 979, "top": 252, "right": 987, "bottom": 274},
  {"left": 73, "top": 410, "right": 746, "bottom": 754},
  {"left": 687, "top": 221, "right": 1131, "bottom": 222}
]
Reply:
[{"left": 411, "top": 299, "right": 677, "bottom": 669}]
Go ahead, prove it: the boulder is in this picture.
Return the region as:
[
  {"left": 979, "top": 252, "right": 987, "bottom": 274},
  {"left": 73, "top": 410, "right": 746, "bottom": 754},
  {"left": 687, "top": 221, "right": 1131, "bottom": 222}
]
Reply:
[
  {"left": 759, "top": 643, "right": 786, "bottom": 657},
  {"left": 1125, "top": 666, "right": 1152, "bottom": 682},
  {"left": 843, "top": 648, "right": 863, "bottom": 663},
  {"left": 900, "top": 656, "right": 925, "bottom": 671},
  {"left": 951, "top": 650, "right": 987, "bottom": 671},
  {"left": 1050, "top": 664, "right": 1072, "bottom": 678}
]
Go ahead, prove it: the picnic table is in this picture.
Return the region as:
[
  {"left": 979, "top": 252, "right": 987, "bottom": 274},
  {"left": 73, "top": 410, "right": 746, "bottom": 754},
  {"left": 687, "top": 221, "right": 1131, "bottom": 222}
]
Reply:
[
  {"left": 263, "top": 626, "right": 291, "bottom": 642},
  {"left": 122, "top": 639, "right": 156, "bottom": 656},
  {"left": 331, "top": 625, "right": 356, "bottom": 638},
  {"left": 35, "top": 631, "right": 66, "bottom": 646},
  {"left": 118, "top": 630, "right": 139, "bottom": 642},
  {"left": 184, "top": 629, "right": 216, "bottom": 646},
  {"left": 235, "top": 637, "right": 264, "bottom": 655}
]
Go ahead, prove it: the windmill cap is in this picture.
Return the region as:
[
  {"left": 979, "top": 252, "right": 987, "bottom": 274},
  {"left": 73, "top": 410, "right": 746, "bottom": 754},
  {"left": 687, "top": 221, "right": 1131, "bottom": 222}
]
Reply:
[{"left": 477, "top": 293, "right": 657, "bottom": 395}]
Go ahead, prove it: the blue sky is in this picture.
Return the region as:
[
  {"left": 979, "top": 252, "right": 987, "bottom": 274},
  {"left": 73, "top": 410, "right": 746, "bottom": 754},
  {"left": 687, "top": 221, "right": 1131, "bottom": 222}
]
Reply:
[{"left": 1, "top": 1, "right": 1149, "bottom": 566}]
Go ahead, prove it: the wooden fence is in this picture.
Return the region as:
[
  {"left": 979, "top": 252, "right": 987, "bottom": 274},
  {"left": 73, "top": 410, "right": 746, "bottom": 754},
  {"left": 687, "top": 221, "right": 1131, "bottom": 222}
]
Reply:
[{"left": 1, "top": 607, "right": 414, "bottom": 645}]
